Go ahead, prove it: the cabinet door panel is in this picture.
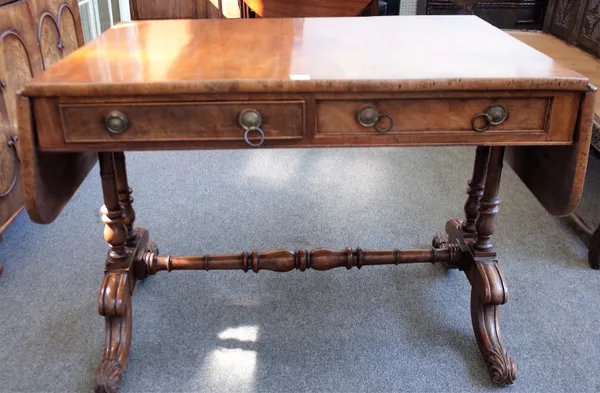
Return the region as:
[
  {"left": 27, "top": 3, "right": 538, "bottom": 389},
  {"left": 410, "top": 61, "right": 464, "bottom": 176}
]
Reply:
[
  {"left": 0, "top": 1, "right": 43, "bottom": 231},
  {"left": 57, "top": 4, "right": 79, "bottom": 55},
  {"left": 39, "top": 14, "right": 62, "bottom": 69},
  {"left": 29, "top": 0, "right": 85, "bottom": 68},
  {"left": 577, "top": 0, "right": 600, "bottom": 57},
  {"left": 130, "top": 0, "right": 209, "bottom": 19},
  {"left": 545, "top": 0, "right": 583, "bottom": 42}
]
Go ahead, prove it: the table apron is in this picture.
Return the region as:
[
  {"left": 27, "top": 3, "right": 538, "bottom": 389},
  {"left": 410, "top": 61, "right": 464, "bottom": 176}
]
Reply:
[{"left": 32, "top": 90, "right": 583, "bottom": 151}]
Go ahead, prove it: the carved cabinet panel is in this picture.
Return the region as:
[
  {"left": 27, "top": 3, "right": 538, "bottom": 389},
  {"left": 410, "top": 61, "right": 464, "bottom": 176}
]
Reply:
[
  {"left": 57, "top": 4, "right": 80, "bottom": 55},
  {"left": 578, "top": 0, "right": 600, "bottom": 56},
  {"left": 545, "top": 0, "right": 600, "bottom": 57},
  {"left": 0, "top": 0, "right": 90, "bottom": 236},
  {"left": 547, "top": 0, "right": 581, "bottom": 41},
  {"left": 38, "top": 14, "right": 62, "bottom": 69},
  {"left": 0, "top": 0, "right": 43, "bottom": 234},
  {"left": 28, "top": 0, "right": 85, "bottom": 69},
  {"left": 417, "top": 0, "right": 547, "bottom": 30}
]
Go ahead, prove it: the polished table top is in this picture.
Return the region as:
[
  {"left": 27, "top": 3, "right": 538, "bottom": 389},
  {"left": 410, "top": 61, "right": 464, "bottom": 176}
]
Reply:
[{"left": 24, "top": 15, "right": 589, "bottom": 97}]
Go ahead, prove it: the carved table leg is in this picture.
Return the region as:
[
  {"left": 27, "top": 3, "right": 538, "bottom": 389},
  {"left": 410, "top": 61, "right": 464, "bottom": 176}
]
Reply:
[
  {"left": 96, "top": 266, "right": 133, "bottom": 393},
  {"left": 95, "top": 152, "right": 150, "bottom": 393},
  {"left": 471, "top": 146, "right": 516, "bottom": 384},
  {"left": 95, "top": 152, "right": 131, "bottom": 393},
  {"left": 474, "top": 147, "right": 503, "bottom": 253},
  {"left": 433, "top": 145, "right": 489, "bottom": 267},
  {"left": 462, "top": 146, "right": 490, "bottom": 234},
  {"left": 114, "top": 152, "right": 137, "bottom": 246},
  {"left": 435, "top": 146, "right": 516, "bottom": 384},
  {"left": 113, "top": 152, "right": 156, "bottom": 280},
  {"left": 467, "top": 259, "right": 516, "bottom": 384}
]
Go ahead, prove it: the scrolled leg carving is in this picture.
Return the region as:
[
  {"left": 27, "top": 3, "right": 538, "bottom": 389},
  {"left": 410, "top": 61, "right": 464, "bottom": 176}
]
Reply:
[
  {"left": 95, "top": 153, "right": 135, "bottom": 393},
  {"left": 95, "top": 360, "right": 123, "bottom": 393},
  {"left": 95, "top": 269, "right": 132, "bottom": 393},
  {"left": 468, "top": 260, "right": 516, "bottom": 385}
]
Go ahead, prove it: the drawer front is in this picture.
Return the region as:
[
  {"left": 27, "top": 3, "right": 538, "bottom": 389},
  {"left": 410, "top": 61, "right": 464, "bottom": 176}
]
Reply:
[
  {"left": 317, "top": 98, "right": 549, "bottom": 135},
  {"left": 61, "top": 101, "right": 305, "bottom": 143}
]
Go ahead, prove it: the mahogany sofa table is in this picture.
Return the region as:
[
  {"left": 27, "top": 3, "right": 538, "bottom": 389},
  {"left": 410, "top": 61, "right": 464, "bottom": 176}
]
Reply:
[{"left": 17, "top": 16, "right": 596, "bottom": 392}]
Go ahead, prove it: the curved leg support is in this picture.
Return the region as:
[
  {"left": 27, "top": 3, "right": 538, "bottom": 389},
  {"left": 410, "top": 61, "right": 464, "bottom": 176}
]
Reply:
[
  {"left": 467, "top": 260, "right": 516, "bottom": 385},
  {"left": 95, "top": 269, "right": 133, "bottom": 393}
]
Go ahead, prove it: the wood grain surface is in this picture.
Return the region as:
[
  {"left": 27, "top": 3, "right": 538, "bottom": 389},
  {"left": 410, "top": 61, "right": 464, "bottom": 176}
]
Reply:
[
  {"left": 0, "top": 0, "right": 42, "bottom": 233},
  {"left": 509, "top": 30, "right": 600, "bottom": 127},
  {"left": 23, "top": 16, "right": 590, "bottom": 97}
]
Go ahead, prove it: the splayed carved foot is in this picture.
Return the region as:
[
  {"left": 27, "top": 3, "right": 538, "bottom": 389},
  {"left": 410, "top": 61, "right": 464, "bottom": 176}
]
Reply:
[
  {"left": 95, "top": 360, "right": 123, "bottom": 393},
  {"left": 468, "top": 260, "right": 516, "bottom": 385},
  {"left": 94, "top": 269, "right": 132, "bottom": 393},
  {"left": 488, "top": 347, "right": 517, "bottom": 385}
]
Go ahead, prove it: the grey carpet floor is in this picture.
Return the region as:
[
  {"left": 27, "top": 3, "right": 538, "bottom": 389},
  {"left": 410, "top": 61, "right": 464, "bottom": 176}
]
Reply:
[{"left": 1, "top": 147, "right": 599, "bottom": 393}]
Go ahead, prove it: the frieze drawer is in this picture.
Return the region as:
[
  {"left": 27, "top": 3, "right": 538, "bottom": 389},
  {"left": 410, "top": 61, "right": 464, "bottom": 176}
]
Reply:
[
  {"left": 316, "top": 98, "right": 551, "bottom": 135},
  {"left": 60, "top": 100, "right": 305, "bottom": 144}
]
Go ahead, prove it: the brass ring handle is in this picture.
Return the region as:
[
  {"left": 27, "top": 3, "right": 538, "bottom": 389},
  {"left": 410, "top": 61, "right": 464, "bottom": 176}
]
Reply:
[
  {"left": 472, "top": 104, "right": 508, "bottom": 132},
  {"left": 244, "top": 127, "right": 265, "bottom": 147},
  {"left": 374, "top": 113, "right": 393, "bottom": 133},
  {"left": 104, "top": 111, "right": 129, "bottom": 134},
  {"left": 239, "top": 109, "right": 263, "bottom": 130},
  {"left": 239, "top": 109, "right": 265, "bottom": 147},
  {"left": 472, "top": 113, "right": 492, "bottom": 132},
  {"left": 357, "top": 107, "right": 393, "bottom": 133},
  {"left": 0, "top": 135, "right": 19, "bottom": 198}
]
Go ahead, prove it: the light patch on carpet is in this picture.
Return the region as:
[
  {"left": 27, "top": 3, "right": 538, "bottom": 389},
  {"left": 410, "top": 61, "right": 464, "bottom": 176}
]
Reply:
[
  {"left": 204, "top": 347, "right": 257, "bottom": 391},
  {"left": 243, "top": 150, "right": 302, "bottom": 183},
  {"left": 217, "top": 325, "right": 259, "bottom": 342}
]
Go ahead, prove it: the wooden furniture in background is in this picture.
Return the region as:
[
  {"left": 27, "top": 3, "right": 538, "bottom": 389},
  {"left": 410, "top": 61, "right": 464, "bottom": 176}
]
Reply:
[
  {"left": 19, "top": 16, "right": 595, "bottom": 391},
  {"left": 130, "top": 0, "right": 228, "bottom": 19},
  {"left": 544, "top": 0, "right": 600, "bottom": 58},
  {"left": 240, "top": 0, "right": 379, "bottom": 17},
  {"left": 0, "top": 0, "right": 94, "bottom": 276},
  {"left": 416, "top": 0, "right": 547, "bottom": 30},
  {"left": 0, "top": 1, "right": 32, "bottom": 246},
  {"left": 129, "top": 0, "right": 380, "bottom": 20}
]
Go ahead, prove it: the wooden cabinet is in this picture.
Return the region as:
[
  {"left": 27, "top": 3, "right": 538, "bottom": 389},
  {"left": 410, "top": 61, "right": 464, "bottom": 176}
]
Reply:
[
  {"left": 130, "top": 0, "right": 224, "bottom": 19},
  {"left": 416, "top": 0, "right": 548, "bottom": 30},
  {"left": 129, "top": 0, "right": 378, "bottom": 20},
  {"left": 130, "top": 0, "right": 239, "bottom": 19},
  {"left": 544, "top": 0, "right": 600, "bottom": 58},
  {"left": 0, "top": 0, "right": 84, "bottom": 239},
  {"left": 0, "top": 0, "right": 38, "bottom": 238}
]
